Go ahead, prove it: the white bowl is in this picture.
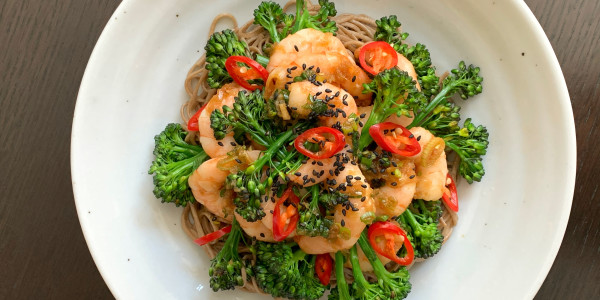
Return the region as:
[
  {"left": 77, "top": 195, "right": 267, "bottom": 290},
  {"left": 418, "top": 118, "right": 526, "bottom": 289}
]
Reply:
[{"left": 71, "top": 0, "right": 575, "bottom": 299}]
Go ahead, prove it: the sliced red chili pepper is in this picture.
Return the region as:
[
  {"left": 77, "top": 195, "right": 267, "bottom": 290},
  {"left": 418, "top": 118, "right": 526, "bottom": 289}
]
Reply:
[
  {"left": 194, "top": 225, "right": 232, "bottom": 246},
  {"left": 315, "top": 253, "right": 333, "bottom": 285},
  {"left": 367, "top": 221, "right": 414, "bottom": 266},
  {"left": 224, "top": 56, "right": 269, "bottom": 91},
  {"left": 369, "top": 122, "right": 421, "bottom": 156},
  {"left": 187, "top": 102, "right": 209, "bottom": 131},
  {"left": 272, "top": 187, "right": 300, "bottom": 241},
  {"left": 359, "top": 41, "right": 398, "bottom": 75},
  {"left": 294, "top": 127, "right": 345, "bottom": 160},
  {"left": 442, "top": 173, "right": 459, "bottom": 212}
]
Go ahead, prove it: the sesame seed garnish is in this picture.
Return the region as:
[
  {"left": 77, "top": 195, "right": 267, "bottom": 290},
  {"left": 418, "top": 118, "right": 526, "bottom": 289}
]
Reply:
[
  {"left": 417, "top": 136, "right": 422, "bottom": 141},
  {"left": 295, "top": 172, "right": 301, "bottom": 176},
  {"left": 391, "top": 182, "right": 398, "bottom": 186},
  {"left": 217, "top": 141, "right": 224, "bottom": 146},
  {"left": 359, "top": 113, "right": 366, "bottom": 118},
  {"left": 260, "top": 233, "right": 265, "bottom": 237},
  {"left": 235, "top": 158, "right": 242, "bottom": 164},
  {"left": 230, "top": 142, "right": 237, "bottom": 146},
  {"left": 352, "top": 76, "right": 356, "bottom": 82},
  {"left": 294, "top": 45, "right": 299, "bottom": 52},
  {"left": 409, "top": 175, "right": 416, "bottom": 179},
  {"left": 341, "top": 219, "right": 346, "bottom": 227},
  {"left": 302, "top": 63, "right": 306, "bottom": 70},
  {"left": 325, "top": 88, "right": 332, "bottom": 93},
  {"left": 316, "top": 67, "right": 321, "bottom": 73}
]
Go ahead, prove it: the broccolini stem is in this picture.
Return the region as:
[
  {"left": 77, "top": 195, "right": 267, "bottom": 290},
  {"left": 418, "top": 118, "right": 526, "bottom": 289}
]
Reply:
[
  {"left": 246, "top": 130, "right": 294, "bottom": 175},
  {"left": 408, "top": 83, "right": 454, "bottom": 128},
  {"left": 334, "top": 251, "right": 351, "bottom": 300},
  {"left": 349, "top": 244, "right": 371, "bottom": 290},
  {"left": 255, "top": 54, "right": 270, "bottom": 66},
  {"left": 357, "top": 232, "right": 386, "bottom": 273}
]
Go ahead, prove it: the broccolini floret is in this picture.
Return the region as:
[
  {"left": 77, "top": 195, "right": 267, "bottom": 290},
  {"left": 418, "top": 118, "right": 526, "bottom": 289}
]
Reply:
[
  {"left": 356, "top": 67, "right": 425, "bottom": 153},
  {"left": 331, "top": 234, "right": 412, "bottom": 299},
  {"left": 397, "top": 199, "right": 444, "bottom": 259},
  {"left": 253, "top": 0, "right": 338, "bottom": 44},
  {"left": 148, "top": 123, "right": 209, "bottom": 206},
  {"left": 204, "top": 29, "right": 251, "bottom": 89},
  {"left": 254, "top": 241, "right": 327, "bottom": 300},
  {"left": 208, "top": 218, "right": 245, "bottom": 291},
  {"left": 443, "top": 118, "right": 489, "bottom": 183},
  {"left": 297, "top": 185, "right": 334, "bottom": 237}
]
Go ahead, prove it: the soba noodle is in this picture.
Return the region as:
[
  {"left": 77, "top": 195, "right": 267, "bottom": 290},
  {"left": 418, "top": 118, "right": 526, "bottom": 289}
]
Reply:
[{"left": 179, "top": 0, "right": 458, "bottom": 294}]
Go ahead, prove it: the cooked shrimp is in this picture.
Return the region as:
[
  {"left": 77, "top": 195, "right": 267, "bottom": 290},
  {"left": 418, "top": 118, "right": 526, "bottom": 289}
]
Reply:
[
  {"left": 265, "top": 29, "right": 371, "bottom": 104},
  {"left": 409, "top": 127, "right": 448, "bottom": 200},
  {"left": 288, "top": 81, "right": 358, "bottom": 127},
  {"left": 295, "top": 162, "right": 376, "bottom": 254},
  {"left": 289, "top": 156, "right": 336, "bottom": 187},
  {"left": 268, "top": 28, "right": 354, "bottom": 71},
  {"left": 235, "top": 211, "right": 276, "bottom": 242},
  {"left": 198, "top": 82, "right": 245, "bottom": 158},
  {"left": 188, "top": 149, "right": 261, "bottom": 222},
  {"left": 369, "top": 155, "right": 417, "bottom": 217}
]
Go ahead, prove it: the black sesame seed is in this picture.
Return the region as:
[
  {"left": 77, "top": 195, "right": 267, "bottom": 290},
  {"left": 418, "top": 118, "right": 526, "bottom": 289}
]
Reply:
[
  {"left": 409, "top": 175, "right": 416, "bottom": 179},
  {"left": 294, "top": 45, "right": 299, "bottom": 52},
  {"left": 235, "top": 158, "right": 242, "bottom": 164},
  {"left": 260, "top": 233, "right": 265, "bottom": 237},
  {"left": 341, "top": 219, "right": 346, "bottom": 227},
  {"left": 325, "top": 88, "right": 332, "bottom": 93},
  {"left": 342, "top": 209, "right": 347, "bottom": 216},
  {"left": 409, "top": 134, "right": 414, "bottom": 138},
  {"left": 359, "top": 113, "right": 366, "bottom": 118},
  {"left": 352, "top": 75, "right": 356, "bottom": 82},
  {"left": 217, "top": 141, "right": 224, "bottom": 146},
  {"left": 391, "top": 182, "right": 398, "bottom": 186},
  {"left": 316, "top": 67, "right": 321, "bottom": 73},
  {"left": 290, "top": 66, "right": 298, "bottom": 70},
  {"left": 295, "top": 172, "right": 301, "bottom": 176},
  {"left": 302, "top": 63, "right": 307, "bottom": 70},
  {"left": 230, "top": 142, "right": 237, "bottom": 146},
  {"left": 417, "top": 136, "right": 422, "bottom": 141}
]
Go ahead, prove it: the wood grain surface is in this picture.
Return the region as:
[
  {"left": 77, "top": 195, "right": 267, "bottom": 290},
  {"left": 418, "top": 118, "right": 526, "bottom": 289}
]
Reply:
[{"left": 0, "top": 0, "right": 598, "bottom": 299}]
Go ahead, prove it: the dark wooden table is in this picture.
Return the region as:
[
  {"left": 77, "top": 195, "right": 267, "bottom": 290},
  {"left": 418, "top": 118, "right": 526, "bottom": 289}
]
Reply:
[{"left": 1, "top": 0, "right": 598, "bottom": 299}]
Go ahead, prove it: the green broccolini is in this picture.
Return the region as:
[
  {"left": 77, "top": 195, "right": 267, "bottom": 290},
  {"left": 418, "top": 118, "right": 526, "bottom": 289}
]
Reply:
[
  {"left": 208, "top": 217, "right": 245, "bottom": 291},
  {"left": 397, "top": 199, "right": 444, "bottom": 259},
  {"left": 331, "top": 234, "right": 412, "bottom": 299},
  {"left": 297, "top": 185, "right": 334, "bottom": 237},
  {"left": 204, "top": 29, "right": 251, "bottom": 89},
  {"left": 374, "top": 16, "right": 441, "bottom": 99},
  {"left": 148, "top": 123, "right": 209, "bottom": 206},
  {"left": 253, "top": 0, "right": 337, "bottom": 44},
  {"left": 356, "top": 67, "right": 426, "bottom": 153},
  {"left": 443, "top": 118, "right": 489, "bottom": 183},
  {"left": 254, "top": 241, "right": 327, "bottom": 300}
]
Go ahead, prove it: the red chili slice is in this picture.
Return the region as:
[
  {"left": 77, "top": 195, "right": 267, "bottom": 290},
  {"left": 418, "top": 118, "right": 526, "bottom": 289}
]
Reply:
[
  {"left": 224, "top": 56, "right": 269, "bottom": 91},
  {"left": 442, "top": 173, "right": 459, "bottom": 212},
  {"left": 187, "top": 102, "right": 209, "bottom": 131},
  {"left": 294, "top": 127, "right": 345, "bottom": 160},
  {"left": 369, "top": 122, "right": 421, "bottom": 156},
  {"left": 272, "top": 187, "right": 300, "bottom": 241},
  {"left": 194, "top": 225, "right": 232, "bottom": 246},
  {"left": 359, "top": 41, "right": 398, "bottom": 75},
  {"left": 315, "top": 253, "right": 333, "bottom": 285},
  {"left": 367, "top": 221, "right": 414, "bottom": 266}
]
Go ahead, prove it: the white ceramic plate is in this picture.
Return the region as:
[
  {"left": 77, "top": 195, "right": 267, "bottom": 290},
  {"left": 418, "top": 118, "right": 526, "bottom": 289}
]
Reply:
[{"left": 71, "top": 0, "right": 575, "bottom": 299}]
